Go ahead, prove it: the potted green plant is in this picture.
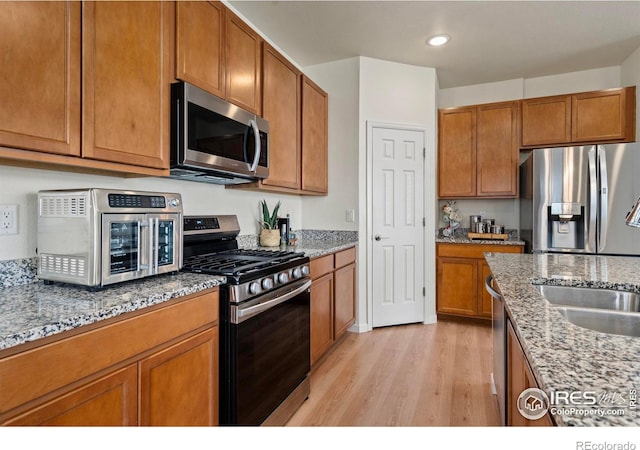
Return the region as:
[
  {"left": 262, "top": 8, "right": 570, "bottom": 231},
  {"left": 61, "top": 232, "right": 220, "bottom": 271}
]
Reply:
[{"left": 259, "top": 200, "right": 281, "bottom": 247}]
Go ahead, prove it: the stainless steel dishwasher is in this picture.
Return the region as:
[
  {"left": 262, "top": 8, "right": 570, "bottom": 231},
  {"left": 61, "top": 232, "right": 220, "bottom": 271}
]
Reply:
[{"left": 486, "top": 274, "right": 506, "bottom": 426}]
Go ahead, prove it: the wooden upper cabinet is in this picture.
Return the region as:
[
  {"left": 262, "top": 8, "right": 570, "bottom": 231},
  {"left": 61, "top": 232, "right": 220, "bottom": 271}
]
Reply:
[
  {"left": 438, "top": 107, "right": 476, "bottom": 198},
  {"left": 476, "top": 101, "right": 519, "bottom": 197},
  {"left": 262, "top": 43, "right": 301, "bottom": 190},
  {"left": 301, "top": 76, "right": 329, "bottom": 194},
  {"left": 521, "top": 87, "right": 636, "bottom": 148},
  {"left": 0, "top": 1, "right": 81, "bottom": 156},
  {"left": 521, "top": 95, "right": 571, "bottom": 147},
  {"left": 225, "top": 9, "right": 262, "bottom": 114},
  {"left": 572, "top": 87, "right": 636, "bottom": 143},
  {"left": 176, "top": 1, "right": 225, "bottom": 98},
  {"left": 82, "top": 1, "right": 171, "bottom": 169}
]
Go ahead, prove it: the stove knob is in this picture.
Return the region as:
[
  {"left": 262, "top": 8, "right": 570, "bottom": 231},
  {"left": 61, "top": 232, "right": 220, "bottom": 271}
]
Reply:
[
  {"left": 249, "top": 282, "right": 261, "bottom": 295},
  {"left": 278, "top": 273, "right": 289, "bottom": 284},
  {"left": 262, "top": 278, "right": 274, "bottom": 290},
  {"left": 301, "top": 265, "right": 310, "bottom": 276},
  {"left": 292, "top": 268, "right": 302, "bottom": 279}
]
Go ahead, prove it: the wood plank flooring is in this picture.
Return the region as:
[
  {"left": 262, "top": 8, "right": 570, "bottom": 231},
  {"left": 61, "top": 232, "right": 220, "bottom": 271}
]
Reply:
[{"left": 287, "top": 320, "right": 501, "bottom": 426}]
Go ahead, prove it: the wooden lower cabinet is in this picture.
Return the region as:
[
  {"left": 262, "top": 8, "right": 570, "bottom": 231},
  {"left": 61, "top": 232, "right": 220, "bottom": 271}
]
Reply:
[
  {"left": 309, "top": 247, "right": 356, "bottom": 365},
  {"left": 436, "top": 243, "right": 523, "bottom": 319},
  {"left": 140, "top": 328, "right": 218, "bottom": 426},
  {"left": 4, "top": 365, "right": 137, "bottom": 426},
  {"left": 0, "top": 289, "right": 219, "bottom": 426},
  {"left": 507, "top": 320, "right": 554, "bottom": 426},
  {"left": 334, "top": 262, "right": 356, "bottom": 338},
  {"left": 310, "top": 272, "right": 334, "bottom": 365}
]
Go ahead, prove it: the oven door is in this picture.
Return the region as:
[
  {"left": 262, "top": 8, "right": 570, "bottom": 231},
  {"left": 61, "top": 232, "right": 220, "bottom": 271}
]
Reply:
[{"left": 221, "top": 278, "right": 311, "bottom": 425}]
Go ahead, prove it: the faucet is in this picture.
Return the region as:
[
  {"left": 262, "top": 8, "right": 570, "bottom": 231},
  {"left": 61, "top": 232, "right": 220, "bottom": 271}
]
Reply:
[{"left": 625, "top": 195, "right": 640, "bottom": 228}]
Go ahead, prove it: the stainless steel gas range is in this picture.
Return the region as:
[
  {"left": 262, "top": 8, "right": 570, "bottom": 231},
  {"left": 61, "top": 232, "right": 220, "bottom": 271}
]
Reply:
[{"left": 182, "top": 215, "right": 311, "bottom": 426}]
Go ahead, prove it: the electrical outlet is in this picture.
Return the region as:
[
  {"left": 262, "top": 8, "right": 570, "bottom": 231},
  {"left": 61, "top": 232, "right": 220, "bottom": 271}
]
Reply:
[
  {"left": 479, "top": 210, "right": 486, "bottom": 219},
  {"left": 0, "top": 204, "right": 18, "bottom": 235}
]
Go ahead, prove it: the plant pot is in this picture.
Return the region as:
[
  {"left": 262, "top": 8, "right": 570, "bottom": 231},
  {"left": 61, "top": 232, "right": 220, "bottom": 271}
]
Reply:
[{"left": 260, "top": 229, "right": 281, "bottom": 247}]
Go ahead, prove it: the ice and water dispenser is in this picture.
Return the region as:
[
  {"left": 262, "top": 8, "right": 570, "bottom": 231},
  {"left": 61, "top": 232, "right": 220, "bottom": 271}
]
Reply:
[{"left": 547, "top": 202, "right": 585, "bottom": 250}]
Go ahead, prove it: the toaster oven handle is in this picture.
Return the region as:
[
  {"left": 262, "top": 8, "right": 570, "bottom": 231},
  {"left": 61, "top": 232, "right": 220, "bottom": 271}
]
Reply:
[
  {"left": 138, "top": 221, "right": 150, "bottom": 271},
  {"left": 248, "top": 119, "right": 261, "bottom": 173}
]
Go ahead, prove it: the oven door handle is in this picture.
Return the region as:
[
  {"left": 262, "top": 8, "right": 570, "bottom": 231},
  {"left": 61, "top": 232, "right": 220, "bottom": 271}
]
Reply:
[{"left": 233, "top": 279, "right": 312, "bottom": 324}]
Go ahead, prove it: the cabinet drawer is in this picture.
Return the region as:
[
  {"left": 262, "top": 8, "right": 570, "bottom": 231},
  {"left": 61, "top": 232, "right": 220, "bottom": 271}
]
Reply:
[
  {"left": 437, "top": 243, "right": 523, "bottom": 259},
  {"left": 310, "top": 254, "right": 334, "bottom": 280},
  {"left": 334, "top": 246, "right": 356, "bottom": 269},
  {"left": 0, "top": 289, "right": 219, "bottom": 416}
]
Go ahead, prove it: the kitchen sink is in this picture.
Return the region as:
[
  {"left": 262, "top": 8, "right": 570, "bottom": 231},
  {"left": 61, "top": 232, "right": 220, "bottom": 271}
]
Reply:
[
  {"left": 534, "top": 284, "right": 640, "bottom": 312},
  {"left": 555, "top": 306, "right": 640, "bottom": 337}
]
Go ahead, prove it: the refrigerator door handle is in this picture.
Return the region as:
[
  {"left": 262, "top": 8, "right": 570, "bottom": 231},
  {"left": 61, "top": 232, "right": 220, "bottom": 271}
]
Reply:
[
  {"left": 598, "top": 147, "right": 608, "bottom": 252},
  {"left": 588, "top": 147, "right": 598, "bottom": 252}
]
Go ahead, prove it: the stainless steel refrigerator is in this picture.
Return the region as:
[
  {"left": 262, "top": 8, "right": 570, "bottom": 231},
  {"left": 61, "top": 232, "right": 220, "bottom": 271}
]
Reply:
[{"left": 520, "top": 143, "right": 640, "bottom": 255}]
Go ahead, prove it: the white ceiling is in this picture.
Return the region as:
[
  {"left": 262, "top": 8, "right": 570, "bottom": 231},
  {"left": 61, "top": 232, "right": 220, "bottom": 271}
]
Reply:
[{"left": 229, "top": 1, "right": 640, "bottom": 89}]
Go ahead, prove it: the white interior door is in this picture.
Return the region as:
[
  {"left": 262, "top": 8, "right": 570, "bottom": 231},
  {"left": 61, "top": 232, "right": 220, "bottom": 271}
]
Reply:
[{"left": 372, "top": 126, "right": 425, "bottom": 327}]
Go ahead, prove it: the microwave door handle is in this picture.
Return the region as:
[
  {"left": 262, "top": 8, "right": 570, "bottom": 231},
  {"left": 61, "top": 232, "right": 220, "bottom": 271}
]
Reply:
[{"left": 248, "top": 119, "right": 260, "bottom": 173}]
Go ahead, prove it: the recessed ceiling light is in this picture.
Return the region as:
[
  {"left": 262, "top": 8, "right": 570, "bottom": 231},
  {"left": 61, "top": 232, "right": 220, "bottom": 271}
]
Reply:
[{"left": 427, "top": 34, "right": 450, "bottom": 47}]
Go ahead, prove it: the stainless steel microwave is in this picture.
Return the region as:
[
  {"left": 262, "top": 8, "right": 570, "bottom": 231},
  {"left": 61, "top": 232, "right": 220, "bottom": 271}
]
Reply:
[
  {"left": 170, "top": 81, "right": 269, "bottom": 185},
  {"left": 37, "top": 189, "right": 183, "bottom": 288}
]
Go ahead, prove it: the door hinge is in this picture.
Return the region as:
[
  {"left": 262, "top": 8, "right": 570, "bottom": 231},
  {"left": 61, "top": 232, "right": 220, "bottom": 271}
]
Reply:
[
  {"left": 423, "top": 147, "right": 426, "bottom": 158},
  {"left": 422, "top": 287, "right": 426, "bottom": 297},
  {"left": 423, "top": 217, "right": 426, "bottom": 227}
]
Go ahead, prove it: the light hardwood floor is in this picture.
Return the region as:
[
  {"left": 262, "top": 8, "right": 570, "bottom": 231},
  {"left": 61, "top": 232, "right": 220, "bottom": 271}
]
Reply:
[{"left": 287, "top": 320, "right": 501, "bottom": 426}]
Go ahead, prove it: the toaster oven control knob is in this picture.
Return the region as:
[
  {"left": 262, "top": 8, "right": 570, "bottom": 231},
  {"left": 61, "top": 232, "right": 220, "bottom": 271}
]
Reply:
[
  {"left": 249, "top": 282, "right": 261, "bottom": 295},
  {"left": 292, "top": 268, "right": 302, "bottom": 279},
  {"left": 278, "top": 273, "right": 289, "bottom": 284},
  {"left": 301, "top": 265, "right": 310, "bottom": 276},
  {"left": 168, "top": 197, "right": 180, "bottom": 207},
  {"left": 261, "top": 278, "right": 274, "bottom": 290}
]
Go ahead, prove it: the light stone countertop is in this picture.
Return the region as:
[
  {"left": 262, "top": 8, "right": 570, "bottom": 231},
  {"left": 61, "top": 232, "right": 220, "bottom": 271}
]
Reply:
[
  {"left": 0, "top": 272, "right": 225, "bottom": 352},
  {"left": 485, "top": 252, "right": 640, "bottom": 426}
]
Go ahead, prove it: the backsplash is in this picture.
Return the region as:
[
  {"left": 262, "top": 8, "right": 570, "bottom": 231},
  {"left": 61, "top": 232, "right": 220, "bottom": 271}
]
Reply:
[
  {"left": 0, "top": 257, "right": 37, "bottom": 288},
  {"left": 0, "top": 231, "right": 360, "bottom": 288}
]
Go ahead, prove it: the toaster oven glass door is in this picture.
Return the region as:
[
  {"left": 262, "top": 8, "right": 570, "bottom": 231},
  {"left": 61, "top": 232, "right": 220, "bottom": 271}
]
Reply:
[{"left": 101, "top": 213, "right": 181, "bottom": 285}]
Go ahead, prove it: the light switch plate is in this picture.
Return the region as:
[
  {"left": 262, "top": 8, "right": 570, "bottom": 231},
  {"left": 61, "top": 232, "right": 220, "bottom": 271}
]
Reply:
[
  {"left": 0, "top": 204, "right": 18, "bottom": 235},
  {"left": 345, "top": 209, "right": 355, "bottom": 223}
]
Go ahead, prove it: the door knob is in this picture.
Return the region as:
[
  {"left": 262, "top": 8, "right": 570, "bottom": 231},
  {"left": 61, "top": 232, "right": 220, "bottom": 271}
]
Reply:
[{"left": 374, "top": 235, "right": 389, "bottom": 241}]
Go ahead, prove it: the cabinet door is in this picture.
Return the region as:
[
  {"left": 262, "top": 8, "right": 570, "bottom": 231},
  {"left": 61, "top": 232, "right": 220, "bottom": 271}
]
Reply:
[
  {"left": 262, "top": 43, "right": 301, "bottom": 189},
  {"left": 476, "top": 101, "right": 519, "bottom": 197},
  {"left": 225, "top": 9, "right": 261, "bottom": 114},
  {"left": 436, "top": 256, "right": 478, "bottom": 316},
  {"left": 310, "top": 273, "right": 334, "bottom": 365},
  {"left": 301, "top": 76, "right": 329, "bottom": 194},
  {"left": 521, "top": 95, "right": 571, "bottom": 147},
  {"left": 176, "top": 1, "right": 225, "bottom": 98},
  {"left": 139, "top": 328, "right": 218, "bottom": 426},
  {"left": 334, "top": 262, "right": 356, "bottom": 340},
  {"left": 572, "top": 88, "right": 634, "bottom": 143},
  {"left": 0, "top": 1, "right": 80, "bottom": 156},
  {"left": 438, "top": 107, "right": 476, "bottom": 198},
  {"left": 477, "top": 261, "right": 493, "bottom": 319},
  {"left": 507, "top": 322, "right": 553, "bottom": 426},
  {"left": 4, "top": 365, "right": 137, "bottom": 426},
  {"left": 82, "top": 1, "right": 171, "bottom": 169}
]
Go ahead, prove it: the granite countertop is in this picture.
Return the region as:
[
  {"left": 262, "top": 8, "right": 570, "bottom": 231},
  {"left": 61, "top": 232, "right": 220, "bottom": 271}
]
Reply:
[
  {"left": 436, "top": 235, "right": 525, "bottom": 246},
  {"left": 436, "top": 229, "right": 525, "bottom": 246},
  {"left": 485, "top": 252, "right": 640, "bottom": 426},
  {"left": 239, "top": 232, "right": 358, "bottom": 259},
  {"left": 0, "top": 272, "right": 225, "bottom": 352}
]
